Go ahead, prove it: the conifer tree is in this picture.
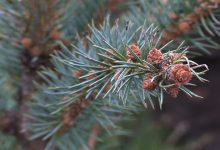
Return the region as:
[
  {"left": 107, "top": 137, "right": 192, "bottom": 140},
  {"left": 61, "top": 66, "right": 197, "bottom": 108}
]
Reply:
[{"left": 0, "top": 0, "right": 219, "bottom": 149}]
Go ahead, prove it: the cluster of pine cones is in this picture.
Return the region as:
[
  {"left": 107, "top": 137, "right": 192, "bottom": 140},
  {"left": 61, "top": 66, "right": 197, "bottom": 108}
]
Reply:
[{"left": 127, "top": 44, "right": 192, "bottom": 98}]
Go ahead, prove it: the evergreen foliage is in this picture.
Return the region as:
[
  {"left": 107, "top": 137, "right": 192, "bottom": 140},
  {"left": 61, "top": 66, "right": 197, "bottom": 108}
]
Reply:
[
  {"left": 128, "top": 0, "right": 220, "bottom": 54},
  {"left": 28, "top": 18, "right": 208, "bottom": 149},
  {"left": 0, "top": 0, "right": 218, "bottom": 149}
]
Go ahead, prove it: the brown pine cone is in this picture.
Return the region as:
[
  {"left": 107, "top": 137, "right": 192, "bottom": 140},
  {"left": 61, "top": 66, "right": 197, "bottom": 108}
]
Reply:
[
  {"left": 50, "top": 30, "right": 61, "bottom": 40},
  {"left": 178, "top": 22, "right": 190, "bottom": 33},
  {"left": 167, "top": 85, "right": 179, "bottom": 98},
  {"left": 169, "top": 52, "right": 185, "bottom": 63},
  {"left": 21, "top": 37, "right": 32, "bottom": 49},
  {"left": 143, "top": 74, "right": 157, "bottom": 91},
  {"left": 127, "top": 44, "right": 141, "bottom": 61},
  {"left": 147, "top": 48, "right": 164, "bottom": 64},
  {"left": 72, "top": 70, "right": 82, "bottom": 78},
  {"left": 168, "top": 12, "right": 177, "bottom": 20},
  {"left": 168, "top": 64, "right": 192, "bottom": 86}
]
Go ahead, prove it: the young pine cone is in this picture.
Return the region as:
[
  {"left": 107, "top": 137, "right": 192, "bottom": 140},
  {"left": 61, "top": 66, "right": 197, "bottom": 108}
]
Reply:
[
  {"left": 169, "top": 52, "right": 185, "bottom": 63},
  {"left": 127, "top": 44, "right": 141, "bottom": 61},
  {"left": 50, "top": 30, "right": 61, "bottom": 40},
  {"left": 143, "top": 74, "right": 157, "bottom": 91},
  {"left": 178, "top": 22, "right": 190, "bottom": 33},
  {"left": 167, "top": 85, "right": 179, "bottom": 98},
  {"left": 168, "top": 64, "right": 192, "bottom": 86},
  {"left": 21, "top": 37, "right": 32, "bottom": 49},
  {"left": 168, "top": 12, "right": 177, "bottom": 20},
  {"left": 147, "top": 48, "right": 164, "bottom": 64},
  {"left": 72, "top": 70, "right": 82, "bottom": 78}
]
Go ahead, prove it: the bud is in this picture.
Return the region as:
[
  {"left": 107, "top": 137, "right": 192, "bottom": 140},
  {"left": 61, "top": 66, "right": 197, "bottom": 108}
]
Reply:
[
  {"left": 62, "top": 39, "right": 70, "bottom": 46},
  {"left": 168, "top": 64, "right": 192, "bottom": 86},
  {"left": 72, "top": 70, "right": 82, "bottom": 78},
  {"left": 169, "top": 52, "right": 185, "bottom": 62},
  {"left": 167, "top": 85, "right": 179, "bottom": 98},
  {"left": 178, "top": 22, "right": 190, "bottom": 33},
  {"left": 168, "top": 12, "right": 177, "bottom": 20},
  {"left": 143, "top": 74, "right": 157, "bottom": 91},
  {"left": 127, "top": 44, "right": 141, "bottom": 61},
  {"left": 21, "top": 37, "right": 32, "bottom": 49},
  {"left": 147, "top": 48, "right": 164, "bottom": 64},
  {"left": 50, "top": 30, "right": 61, "bottom": 40}
]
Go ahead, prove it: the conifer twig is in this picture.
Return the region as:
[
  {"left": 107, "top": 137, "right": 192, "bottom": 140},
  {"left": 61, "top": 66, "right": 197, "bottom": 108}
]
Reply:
[{"left": 161, "top": 0, "right": 220, "bottom": 44}]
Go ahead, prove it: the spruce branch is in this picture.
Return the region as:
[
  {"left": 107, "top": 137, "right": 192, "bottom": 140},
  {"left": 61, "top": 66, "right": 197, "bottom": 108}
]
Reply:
[
  {"left": 128, "top": 0, "right": 220, "bottom": 54},
  {"left": 161, "top": 0, "right": 220, "bottom": 45},
  {"left": 0, "top": 0, "right": 212, "bottom": 149},
  {"left": 0, "top": 0, "right": 112, "bottom": 149},
  {"left": 27, "top": 19, "right": 208, "bottom": 149},
  {"left": 52, "top": 20, "right": 208, "bottom": 109}
]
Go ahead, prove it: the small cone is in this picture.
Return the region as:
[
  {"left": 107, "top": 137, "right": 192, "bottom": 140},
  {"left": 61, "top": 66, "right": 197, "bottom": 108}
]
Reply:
[
  {"left": 21, "top": 37, "right": 32, "bottom": 49},
  {"left": 147, "top": 48, "right": 164, "bottom": 64},
  {"left": 167, "top": 85, "right": 179, "bottom": 98},
  {"left": 30, "top": 46, "right": 42, "bottom": 56},
  {"left": 143, "top": 74, "right": 157, "bottom": 91},
  {"left": 168, "top": 64, "right": 192, "bottom": 86},
  {"left": 127, "top": 44, "right": 141, "bottom": 61},
  {"left": 72, "top": 70, "right": 82, "bottom": 78},
  {"left": 50, "top": 30, "right": 61, "bottom": 40},
  {"left": 178, "top": 22, "right": 190, "bottom": 33}
]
